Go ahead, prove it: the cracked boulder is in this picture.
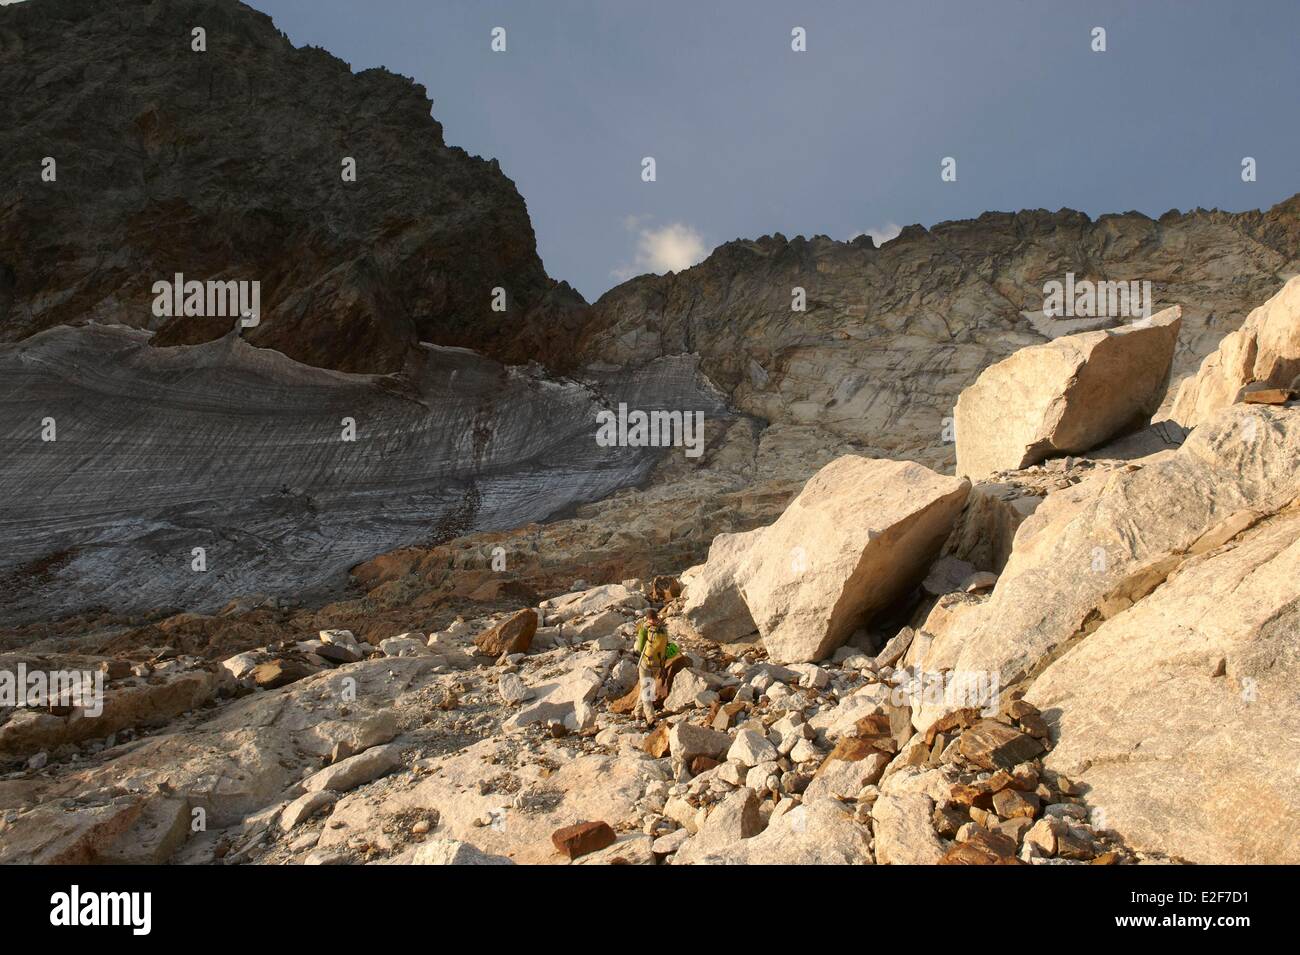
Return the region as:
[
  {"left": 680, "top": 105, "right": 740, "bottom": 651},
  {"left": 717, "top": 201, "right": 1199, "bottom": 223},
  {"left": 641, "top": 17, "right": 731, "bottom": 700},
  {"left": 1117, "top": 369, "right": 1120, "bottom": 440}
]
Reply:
[
  {"left": 1171, "top": 276, "right": 1300, "bottom": 428},
  {"left": 955, "top": 308, "right": 1181, "bottom": 479},
  {"left": 1026, "top": 506, "right": 1300, "bottom": 864},
  {"left": 735, "top": 456, "right": 970, "bottom": 663},
  {"left": 919, "top": 404, "right": 1300, "bottom": 731}
]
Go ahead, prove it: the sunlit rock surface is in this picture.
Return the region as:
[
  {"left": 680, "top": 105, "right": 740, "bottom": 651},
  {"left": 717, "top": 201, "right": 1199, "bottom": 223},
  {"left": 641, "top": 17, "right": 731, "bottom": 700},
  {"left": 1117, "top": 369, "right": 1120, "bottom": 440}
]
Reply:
[{"left": 579, "top": 204, "right": 1300, "bottom": 468}]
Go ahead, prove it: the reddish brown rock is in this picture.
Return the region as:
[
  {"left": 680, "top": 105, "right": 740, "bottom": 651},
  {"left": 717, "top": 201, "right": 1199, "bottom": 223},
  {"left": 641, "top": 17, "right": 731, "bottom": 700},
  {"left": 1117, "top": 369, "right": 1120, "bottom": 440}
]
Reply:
[
  {"left": 852, "top": 712, "right": 893, "bottom": 740},
  {"left": 474, "top": 609, "right": 538, "bottom": 657},
  {"left": 643, "top": 724, "right": 670, "bottom": 758},
  {"left": 648, "top": 575, "right": 683, "bottom": 602},
  {"left": 1242, "top": 386, "right": 1292, "bottom": 405},
  {"left": 948, "top": 770, "right": 1013, "bottom": 806},
  {"left": 995, "top": 816, "right": 1036, "bottom": 845},
  {"left": 609, "top": 684, "right": 641, "bottom": 715},
  {"left": 1055, "top": 823, "right": 1100, "bottom": 860},
  {"left": 923, "top": 707, "right": 983, "bottom": 746},
  {"left": 1009, "top": 763, "right": 1041, "bottom": 792},
  {"left": 1001, "top": 698, "right": 1039, "bottom": 721},
  {"left": 815, "top": 737, "right": 886, "bottom": 777},
  {"left": 932, "top": 803, "right": 968, "bottom": 838},
  {"left": 98, "top": 659, "right": 134, "bottom": 681},
  {"left": 852, "top": 710, "right": 910, "bottom": 751},
  {"left": 551, "top": 821, "right": 616, "bottom": 860},
  {"left": 992, "top": 788, "right": 1040, "bottom": 820},
  {"left": 957, "top": 720, "right": 1045, "bottom": 770},
  {"left": 943, "top": 827, "right": 1020, "bottom": 864},
  {"left": 939, "top": 843, "right": 1003, "bottom": 865}
]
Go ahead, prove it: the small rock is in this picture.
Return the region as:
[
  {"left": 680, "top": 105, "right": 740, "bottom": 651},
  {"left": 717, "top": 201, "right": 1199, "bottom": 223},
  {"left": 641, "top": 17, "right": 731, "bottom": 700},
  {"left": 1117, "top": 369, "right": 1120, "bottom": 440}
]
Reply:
[
  {"left": 727, "top": 728, "right": 779, "bottom": 767},
  {"left": 497, "top": 672, "right": 533, "bottom": 705},
  {"left": 301, "top": 744, "right": 403, "bottom": 794},
  {"left": 475, "top": 609, "right": 538, "bottom": 656},
  {"left": 551, "top": 820, "right": 617, "bottom": 860}
]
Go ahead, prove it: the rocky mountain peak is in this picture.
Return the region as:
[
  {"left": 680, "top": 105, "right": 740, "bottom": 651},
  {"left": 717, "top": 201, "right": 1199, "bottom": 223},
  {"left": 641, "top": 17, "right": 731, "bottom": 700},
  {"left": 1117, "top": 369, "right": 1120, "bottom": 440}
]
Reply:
[{"left": 0, "top": 0, "right": 586, "bottom": 375}]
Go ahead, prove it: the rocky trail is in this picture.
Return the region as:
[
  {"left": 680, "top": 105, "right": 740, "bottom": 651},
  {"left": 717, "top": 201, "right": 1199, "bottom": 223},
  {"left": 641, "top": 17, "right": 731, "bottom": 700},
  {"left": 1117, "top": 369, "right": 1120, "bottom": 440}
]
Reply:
[
  {"left": 0, "top": 581, "right": 1127, "bottom": 867},
  {"left": 3, "top": 275, "right": 1296, "bottom": 865}
]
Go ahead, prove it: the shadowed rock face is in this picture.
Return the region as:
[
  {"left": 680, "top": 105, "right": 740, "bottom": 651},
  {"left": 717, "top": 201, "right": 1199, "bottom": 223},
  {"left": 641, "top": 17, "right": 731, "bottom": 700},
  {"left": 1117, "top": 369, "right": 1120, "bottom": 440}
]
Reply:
[
  {"left": 578, "top": 201, "right": 1300, "bottom": 468},
  {"left": 0, "top": 0, "right": 588, "bottom": 374},
  {"left": 0, "top": 325, "right": 727, "bottom": 623}
]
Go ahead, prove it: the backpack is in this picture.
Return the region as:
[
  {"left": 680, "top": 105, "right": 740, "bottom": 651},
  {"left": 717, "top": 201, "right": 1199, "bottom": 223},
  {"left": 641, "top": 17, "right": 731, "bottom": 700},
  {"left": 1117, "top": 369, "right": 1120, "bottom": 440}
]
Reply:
[{"left": 639, "top": 624, "right": 669, "bottom": 670}]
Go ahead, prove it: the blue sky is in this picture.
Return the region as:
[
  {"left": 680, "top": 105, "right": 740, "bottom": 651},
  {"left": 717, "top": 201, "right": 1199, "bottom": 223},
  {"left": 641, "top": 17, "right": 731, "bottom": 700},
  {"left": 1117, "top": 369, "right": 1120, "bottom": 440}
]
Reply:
[{"left": 247, "top": 0, "right": 1300, "bottom": 301}]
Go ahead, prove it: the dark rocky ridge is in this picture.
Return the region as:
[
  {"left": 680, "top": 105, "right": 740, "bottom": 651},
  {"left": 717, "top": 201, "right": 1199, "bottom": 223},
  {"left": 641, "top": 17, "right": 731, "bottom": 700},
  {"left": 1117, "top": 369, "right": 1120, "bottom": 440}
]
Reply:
[{"left": 0, "top": 0, "right": 587, "bottom": 374}]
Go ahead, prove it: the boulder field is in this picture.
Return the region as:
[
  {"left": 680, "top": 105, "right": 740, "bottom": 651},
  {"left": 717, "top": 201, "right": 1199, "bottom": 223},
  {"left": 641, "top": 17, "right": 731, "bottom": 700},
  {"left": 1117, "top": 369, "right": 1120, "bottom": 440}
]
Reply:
[{"left": 2, "top": 279, "right": 1295, "bottom": 865}]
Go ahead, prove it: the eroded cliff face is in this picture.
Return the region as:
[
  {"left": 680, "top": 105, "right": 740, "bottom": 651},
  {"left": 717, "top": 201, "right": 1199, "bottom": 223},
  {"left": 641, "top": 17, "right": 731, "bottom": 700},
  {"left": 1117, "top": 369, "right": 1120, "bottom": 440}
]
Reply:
[
  {"left": 0, "top": 0, "right": 635, "bottom": 626},
  {"left": 3, "top": 0, "right": 1299, "bottom": 635},
  {"left": 0, "top": 0, "right": 587, "bottom": 375},
  {"left": 578, "top": 200, "right": 1300, "bottom": 467}
]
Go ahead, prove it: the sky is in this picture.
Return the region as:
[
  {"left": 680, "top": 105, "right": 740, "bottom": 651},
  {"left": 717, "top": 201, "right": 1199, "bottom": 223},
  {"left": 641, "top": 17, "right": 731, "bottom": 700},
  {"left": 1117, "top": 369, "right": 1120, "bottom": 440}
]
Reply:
[{"left": 240, "top": 0, "right": 1300, "bottom": 302}]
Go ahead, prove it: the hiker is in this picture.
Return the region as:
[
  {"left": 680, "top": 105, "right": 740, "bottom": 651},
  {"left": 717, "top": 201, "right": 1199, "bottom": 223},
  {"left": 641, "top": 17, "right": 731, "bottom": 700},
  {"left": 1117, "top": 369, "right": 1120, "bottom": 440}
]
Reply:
[{"left": 633, "top": 608, "right": 669, "bottom": 728}]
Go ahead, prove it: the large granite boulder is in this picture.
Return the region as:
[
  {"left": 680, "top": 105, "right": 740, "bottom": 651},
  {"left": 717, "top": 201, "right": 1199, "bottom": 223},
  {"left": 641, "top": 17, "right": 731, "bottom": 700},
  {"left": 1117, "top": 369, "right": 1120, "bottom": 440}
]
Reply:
[
  {"left": 919, "top": 404, "right": 1300, "bottom": 729},
  {"left": 1027, "top": 507, "right": 1300, "bottom": 864},
  {"left": 679, "top": 529, "right": 762, "bottom": 642},
  {"left": 1170, "top": 276, "right": 1300, "bottom": 428},
  {"left": 954, "top": 308, "right": 1181, "bottom": 479},
  {"left": 735, "top": 456, "right": 970, "bottom": 663}
]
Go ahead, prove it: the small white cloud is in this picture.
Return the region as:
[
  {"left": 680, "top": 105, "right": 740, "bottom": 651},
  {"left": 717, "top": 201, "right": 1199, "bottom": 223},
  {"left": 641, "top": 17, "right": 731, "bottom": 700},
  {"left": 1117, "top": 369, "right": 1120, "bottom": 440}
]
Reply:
[
  {"left": 848, "top": 222, "right": 902, "bottom": 247},
  {"left": 613, "top": 220, "right": 708, "bottom": 280}
]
